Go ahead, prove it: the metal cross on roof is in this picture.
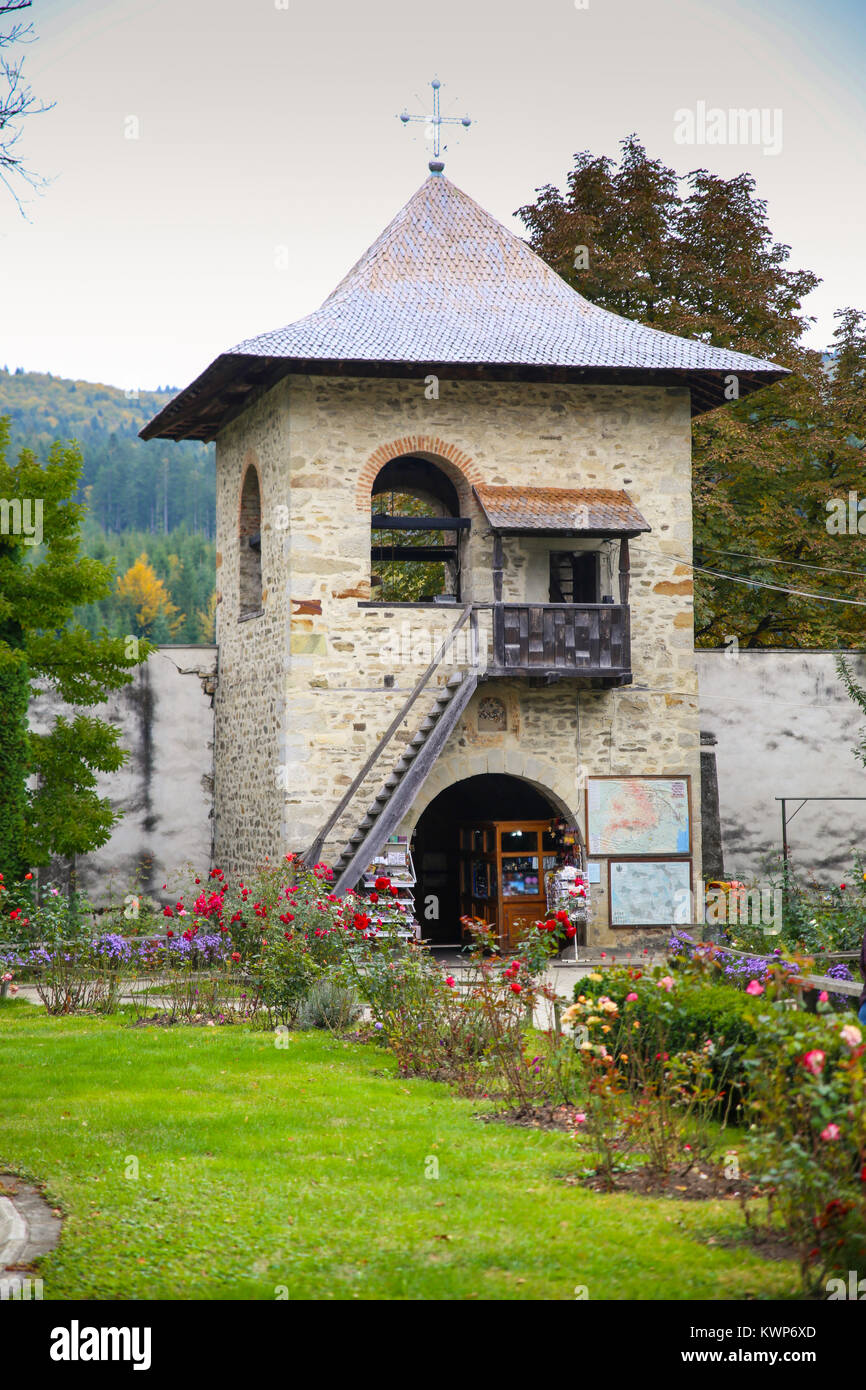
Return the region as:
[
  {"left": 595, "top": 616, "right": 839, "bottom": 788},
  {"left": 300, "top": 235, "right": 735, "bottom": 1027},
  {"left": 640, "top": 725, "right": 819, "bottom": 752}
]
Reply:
[{"left": 397, "top": 78, "right": 472, "bottom": 175}]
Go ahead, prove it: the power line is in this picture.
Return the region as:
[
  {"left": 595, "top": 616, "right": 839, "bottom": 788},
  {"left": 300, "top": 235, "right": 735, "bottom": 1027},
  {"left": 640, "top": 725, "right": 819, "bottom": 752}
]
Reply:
[
  {"left": 633, "top": 543, "right": 866, "bottom": 609},
  {"left": 694, "top": 543, "right": 866, "bottom": 582}
]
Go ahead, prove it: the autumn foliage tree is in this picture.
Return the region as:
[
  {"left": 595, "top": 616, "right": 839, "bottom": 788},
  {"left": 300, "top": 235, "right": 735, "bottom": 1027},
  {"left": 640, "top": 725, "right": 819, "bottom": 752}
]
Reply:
[
  {"left": 517, "top": 136, "right": 866, "bottom": 647},
  {"left": 115, "top": 553, "right": 184, "bottom": 639}
]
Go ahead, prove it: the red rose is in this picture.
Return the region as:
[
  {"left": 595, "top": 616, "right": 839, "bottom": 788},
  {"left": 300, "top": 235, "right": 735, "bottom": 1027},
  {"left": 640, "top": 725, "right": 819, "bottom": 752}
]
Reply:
[
  {"left": 231, "top": 952, "right": 240, "bottom": 963},
  {"left": 163, "top": 906, "right": 173, "bottom": 917},
  {"left": 510, "top": 982, "right": 522, "bottom": 994}
]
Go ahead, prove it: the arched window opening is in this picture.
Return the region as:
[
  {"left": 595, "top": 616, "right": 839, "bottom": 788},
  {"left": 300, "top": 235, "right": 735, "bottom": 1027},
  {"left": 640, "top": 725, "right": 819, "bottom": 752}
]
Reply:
[
  {"left": 370, "top": 456, "right": 464, "bottom": 603},
  {"left": 239, "top": 466, "right": 262, "bottom": 617}
]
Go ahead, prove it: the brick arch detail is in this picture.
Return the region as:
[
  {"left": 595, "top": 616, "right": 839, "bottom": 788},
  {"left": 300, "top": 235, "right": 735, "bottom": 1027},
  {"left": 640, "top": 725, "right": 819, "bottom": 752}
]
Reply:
[{"left": 355, "top": 436, "right": 482, "bottom": 511}]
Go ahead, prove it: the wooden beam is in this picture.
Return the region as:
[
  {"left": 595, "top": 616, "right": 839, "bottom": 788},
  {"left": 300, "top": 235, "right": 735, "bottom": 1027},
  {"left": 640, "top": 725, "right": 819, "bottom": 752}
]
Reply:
[
  {"left": 618, "top": 537, "right": 630, "bottom": 605},
  {"left": 492, "top": 532, "right": 503, "bottom": 603},
  {"left": 371, "top": 516, "right": 471, "bottom": 531},
  {"left": 371, "top": 546, "right": 458, "bottom": 562}
]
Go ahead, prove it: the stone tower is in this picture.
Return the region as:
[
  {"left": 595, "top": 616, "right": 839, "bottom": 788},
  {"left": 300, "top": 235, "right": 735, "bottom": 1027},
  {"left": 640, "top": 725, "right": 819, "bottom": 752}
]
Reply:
[{"left": 142, "top": 172, "right": 785, "bottom": 946}]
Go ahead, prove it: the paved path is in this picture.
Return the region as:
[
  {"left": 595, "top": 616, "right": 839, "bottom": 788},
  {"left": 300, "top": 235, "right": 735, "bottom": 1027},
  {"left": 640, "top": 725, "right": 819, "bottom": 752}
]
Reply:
[{"left": 0, "top": 1177, "right": 62, "bottom": 1299}]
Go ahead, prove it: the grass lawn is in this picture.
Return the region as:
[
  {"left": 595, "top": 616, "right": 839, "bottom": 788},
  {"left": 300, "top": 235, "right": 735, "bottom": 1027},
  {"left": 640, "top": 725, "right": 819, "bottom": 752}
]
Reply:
[{"left": 0, "top": 998, "right": 799, "bottom": 1300}]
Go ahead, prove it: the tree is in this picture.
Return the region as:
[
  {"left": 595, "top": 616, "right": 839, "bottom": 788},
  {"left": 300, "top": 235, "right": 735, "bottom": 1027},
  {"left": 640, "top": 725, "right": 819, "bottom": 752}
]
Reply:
[
  {"left": 517, "top": 137, "right": 866, "bottom": 647},
  {"left": 115, "top": 553, "right": 184, "bottom": 638},
  {"left": 0, "top": 418, "right": 149, "bottom": 881},
  {"left": 371, "top": 492, "right": 451, "bottom": 602},
  {"left": 1, "top": 1, "right": 51, "bottom": 210},
  {"left": 835, "top": 653, "right": 866, "bottom": 772},
  {"left": 195, "top": 589, "right": 217, "bottom": 643}
]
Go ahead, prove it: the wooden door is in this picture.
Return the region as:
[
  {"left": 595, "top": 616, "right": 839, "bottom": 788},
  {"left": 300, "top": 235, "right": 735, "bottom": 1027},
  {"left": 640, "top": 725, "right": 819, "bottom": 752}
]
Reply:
[
  {"left": 497, "top": 822, "right": 549, "bottom": 951},
  {"left": 501, "top": 903, "right": 539, "bottom": 951},
  {"left": 459, "top": 819, "right": 561, "bottom": 950}
]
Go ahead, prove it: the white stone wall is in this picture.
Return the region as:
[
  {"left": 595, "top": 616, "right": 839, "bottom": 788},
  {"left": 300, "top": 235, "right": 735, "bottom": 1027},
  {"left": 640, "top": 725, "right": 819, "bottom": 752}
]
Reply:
[
  {"left": 29, "top": 646, "right": 216, "bottom": 904},
  {"left": 697, "top": 650, "right": 866, "bottom": 884}
]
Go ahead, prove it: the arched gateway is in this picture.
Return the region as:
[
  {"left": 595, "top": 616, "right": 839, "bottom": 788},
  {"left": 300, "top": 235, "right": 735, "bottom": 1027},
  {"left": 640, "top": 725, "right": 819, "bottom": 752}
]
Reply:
[{"left": 409, "top": 773, "right": 585, "bottom": 951}]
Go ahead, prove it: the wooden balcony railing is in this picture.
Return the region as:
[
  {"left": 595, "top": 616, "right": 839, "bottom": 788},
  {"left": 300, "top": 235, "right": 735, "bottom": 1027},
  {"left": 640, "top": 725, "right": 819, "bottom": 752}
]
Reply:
[{"left": 490, "top": 603, "right": 631, "bottom": 681}]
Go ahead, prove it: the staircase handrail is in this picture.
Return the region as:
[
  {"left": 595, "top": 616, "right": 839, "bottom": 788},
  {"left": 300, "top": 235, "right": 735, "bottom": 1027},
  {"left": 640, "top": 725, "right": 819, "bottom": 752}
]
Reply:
[{"left": 303, "top": 603, "right": 475, "bottom": 866}]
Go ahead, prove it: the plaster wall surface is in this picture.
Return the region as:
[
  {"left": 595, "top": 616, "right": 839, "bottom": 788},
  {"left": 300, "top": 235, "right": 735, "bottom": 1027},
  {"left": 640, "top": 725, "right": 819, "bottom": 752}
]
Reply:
[
  {"left": 696, "top": 650, "right": 866, "bottom": 884},
  {"left": 29, "top": 646, "right": 216, "bottom": 904}
]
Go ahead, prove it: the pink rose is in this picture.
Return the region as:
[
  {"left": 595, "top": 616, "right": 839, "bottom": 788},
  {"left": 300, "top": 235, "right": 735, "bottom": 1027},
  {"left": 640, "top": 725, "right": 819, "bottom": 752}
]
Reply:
[
  {"left": 818, "top": 991, "right": 829, "bottom": 1003},
  {"left": 840, "top": 1024, "right": 862, "bottom": 1049},
  {"left": 745, "top": 980, "right": 764, "bottom": 996},
  {"left": 656, "top": 976, "right": 675, "bottom": 992},
  {"left": 820, "top": 1123, "right": 841, "bottom": 1142},
  {"left": 802, "top": 1049, "right": 826, "bottom": 1076},
  {"left": 626, "top": 992, "right": 638, "bottom": 1002}
]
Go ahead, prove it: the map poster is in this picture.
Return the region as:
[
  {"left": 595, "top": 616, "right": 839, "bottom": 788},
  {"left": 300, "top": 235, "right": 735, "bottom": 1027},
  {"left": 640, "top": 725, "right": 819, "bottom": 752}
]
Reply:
[
  {"left": 586, "top": 776, "right": 691, "bottom": 856},
  {"left": 608, "top": 859, "right": 693, "bottom": 928}
]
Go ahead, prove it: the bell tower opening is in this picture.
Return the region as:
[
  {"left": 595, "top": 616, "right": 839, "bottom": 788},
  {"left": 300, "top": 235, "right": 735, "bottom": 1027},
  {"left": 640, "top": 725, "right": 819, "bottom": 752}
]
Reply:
[{"left": 370, "top": 455, "right": 464, "bottom": 603}]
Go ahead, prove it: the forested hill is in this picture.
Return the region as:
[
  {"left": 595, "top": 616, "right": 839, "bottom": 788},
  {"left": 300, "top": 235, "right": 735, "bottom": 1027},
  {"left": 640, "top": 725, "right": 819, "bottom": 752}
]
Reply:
[
  {"left": 0, "top": 367, "right": 215, "bottom": 536},
  {"left": 0, "top": 367, "right": 217, "bottom": 643}
]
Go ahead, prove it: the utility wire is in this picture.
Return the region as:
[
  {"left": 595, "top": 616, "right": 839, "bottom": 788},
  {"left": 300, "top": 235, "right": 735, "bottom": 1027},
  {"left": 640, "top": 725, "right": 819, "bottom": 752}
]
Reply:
[
  {"left": 694, "top": 543, "right": 866, "bottom": 582},
  {"left": 633, "top": 543, "right": 866, "bottom": 609}
]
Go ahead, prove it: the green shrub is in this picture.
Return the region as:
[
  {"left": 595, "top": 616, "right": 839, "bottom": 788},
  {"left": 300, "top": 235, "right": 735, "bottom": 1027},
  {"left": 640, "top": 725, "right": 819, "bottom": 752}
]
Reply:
[
  {"left": 742, "top": 1009, "right": 866, "bottom": 1293},
  {"left": 300, "top": 979, "right": 362, "bottom": 1031},
  {"left": 577, "top": 966, "right": 760, "bottom": 1053},
  {"left": 575, "top": 965, "right": 766, "bottom": 1115}
]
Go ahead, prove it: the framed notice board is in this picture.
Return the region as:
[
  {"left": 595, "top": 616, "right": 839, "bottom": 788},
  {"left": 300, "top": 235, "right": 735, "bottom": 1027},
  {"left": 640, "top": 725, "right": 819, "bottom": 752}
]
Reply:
[
  {"left": 608, "top": 858, "right": 693, "bottom": 928},
  {"left": 586, "top": 776, "right": 691, "bottom": 857}
]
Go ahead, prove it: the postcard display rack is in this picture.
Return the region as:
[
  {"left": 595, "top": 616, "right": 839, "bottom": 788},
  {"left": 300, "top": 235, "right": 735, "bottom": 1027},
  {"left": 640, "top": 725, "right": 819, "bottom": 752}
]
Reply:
[{"left": 361, "top": 836, "right": 420, "bottom": 940}]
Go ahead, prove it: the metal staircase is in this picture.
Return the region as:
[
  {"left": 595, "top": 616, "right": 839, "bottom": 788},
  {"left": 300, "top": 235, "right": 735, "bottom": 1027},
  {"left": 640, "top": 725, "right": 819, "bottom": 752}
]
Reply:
[
  {"left": 330, "top": 669, "right": 478, "bottom": 895},
  {"left": 303, "top": 604, "right": 480, "bottom": 896}
]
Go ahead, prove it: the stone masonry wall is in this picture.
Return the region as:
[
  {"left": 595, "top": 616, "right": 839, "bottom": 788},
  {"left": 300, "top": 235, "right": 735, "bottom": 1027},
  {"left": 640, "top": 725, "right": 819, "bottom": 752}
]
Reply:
[
  {"left": 214, "top": 372, "right": 702, "bottom": 942},
  {"left": 214, "top": 387, "right": 291, "bottom": 871}
]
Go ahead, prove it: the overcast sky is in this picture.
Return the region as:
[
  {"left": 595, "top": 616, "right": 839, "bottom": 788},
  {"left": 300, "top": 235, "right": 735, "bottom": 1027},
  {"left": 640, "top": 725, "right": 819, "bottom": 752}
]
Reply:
[{"left": 2, "top": 0, "right": 863, "bottom": 391}]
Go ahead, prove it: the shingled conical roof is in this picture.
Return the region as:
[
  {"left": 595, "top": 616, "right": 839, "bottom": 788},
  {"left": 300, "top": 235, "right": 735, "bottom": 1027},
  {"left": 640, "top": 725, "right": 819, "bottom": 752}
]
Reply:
[{"left": 142, "top": 173, "right": 788, "bottom": 442}]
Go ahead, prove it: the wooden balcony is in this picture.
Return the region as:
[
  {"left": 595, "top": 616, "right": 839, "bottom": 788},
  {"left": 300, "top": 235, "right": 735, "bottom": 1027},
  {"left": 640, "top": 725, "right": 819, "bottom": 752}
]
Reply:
[{"left": 490, "top": 603, "right": 632, "bottom": 683}]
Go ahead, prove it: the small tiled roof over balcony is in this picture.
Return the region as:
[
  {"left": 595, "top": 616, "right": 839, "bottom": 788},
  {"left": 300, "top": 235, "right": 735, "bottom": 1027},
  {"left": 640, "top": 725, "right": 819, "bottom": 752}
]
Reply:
[
  {"left": 141, "top": 174, "right": 789, "bottom": 443},
  {"left": 474, "top": 485, "right": 651, "bottom": 537}
]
